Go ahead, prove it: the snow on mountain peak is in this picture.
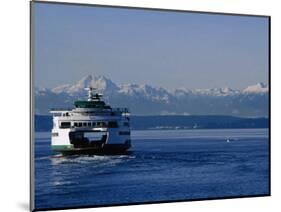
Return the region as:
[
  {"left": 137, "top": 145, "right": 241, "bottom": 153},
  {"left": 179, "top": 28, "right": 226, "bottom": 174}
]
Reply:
[
  {"left": 91, "top": 75, "right": 118, "bottom": 91},
  {"left": 76, "top": 74, "right": 93, "bottom": 88},
  {"left": 243, "top": 83, "right": 268, "bottom": 94},
  {"left": 119, "top": 84, "right": 138, "bottom": 95},
  {"left": 52, "top": 75, "right": 119, "bottom": 94},
  {"left": 192, "top": 88, "right": 230, "bottom": 96},
  {"left": 222, "top": 87, "right": 232, "bottom": 93},
  {"left": 174, "top": 88, "right": 192, "bottom": 97},
  {"left": 50, "top": 75, "right": 268, "bottom": 98},
  {"left": 36, "top": 76, "right": 269, "bottom": 116}
]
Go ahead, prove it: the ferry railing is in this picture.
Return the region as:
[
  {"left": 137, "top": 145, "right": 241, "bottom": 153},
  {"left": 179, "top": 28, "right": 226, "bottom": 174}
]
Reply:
[
  {"left": 50, "top": 108, "right": 73, "bottom": 112},
  {"left": 50, "top": 107, "right": 130, "bottom": 116}
]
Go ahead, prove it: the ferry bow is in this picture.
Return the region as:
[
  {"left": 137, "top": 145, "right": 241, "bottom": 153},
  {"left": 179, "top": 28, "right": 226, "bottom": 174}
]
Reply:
[{"left": 50, "top": 87, "right": 131, "bottom": 154}]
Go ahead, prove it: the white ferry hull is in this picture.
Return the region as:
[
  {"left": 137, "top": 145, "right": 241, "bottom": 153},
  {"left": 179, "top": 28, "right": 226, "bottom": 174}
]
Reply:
[{"left": 51, "top": 127, "right": 131, "bottom": 155}]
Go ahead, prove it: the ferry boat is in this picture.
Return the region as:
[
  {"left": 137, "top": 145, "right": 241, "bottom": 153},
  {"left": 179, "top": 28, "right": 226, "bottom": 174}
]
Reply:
[{"left": 50, "top": 87, "right": 131, "bottom": 154}]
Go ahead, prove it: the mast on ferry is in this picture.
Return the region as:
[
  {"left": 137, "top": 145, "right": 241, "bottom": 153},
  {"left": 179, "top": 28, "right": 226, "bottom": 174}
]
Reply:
[{"left": 85, "top": 87, "right": 103, "bottom": 102}]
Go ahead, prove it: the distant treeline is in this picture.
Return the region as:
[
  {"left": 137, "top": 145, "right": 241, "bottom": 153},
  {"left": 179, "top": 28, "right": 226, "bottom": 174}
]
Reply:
[{"left": 34, "top": 115, "right": 268, "bottom": 132}]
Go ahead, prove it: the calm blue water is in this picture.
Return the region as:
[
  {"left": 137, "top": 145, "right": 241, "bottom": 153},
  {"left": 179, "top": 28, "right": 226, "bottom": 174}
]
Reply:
[{"left": 34, "top": 129, "right": 269, "bottom": 209}]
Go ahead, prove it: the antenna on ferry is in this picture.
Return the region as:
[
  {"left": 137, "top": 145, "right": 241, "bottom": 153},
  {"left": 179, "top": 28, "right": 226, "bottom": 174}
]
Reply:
[
  {"left": 85, "top": 87, "right": 103, "bottom": 101},
  {"left": 85, "top": 87, "right": 95, "bottom": 101}
]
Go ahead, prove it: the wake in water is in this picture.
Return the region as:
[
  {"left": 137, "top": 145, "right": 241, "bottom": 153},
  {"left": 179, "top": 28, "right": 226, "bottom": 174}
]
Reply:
[{"left": 49, "top": 153, "right": 136, "bottom": 166}]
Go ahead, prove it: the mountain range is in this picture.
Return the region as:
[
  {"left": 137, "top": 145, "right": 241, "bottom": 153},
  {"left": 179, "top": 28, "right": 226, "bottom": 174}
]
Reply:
[{"left": 35, "top": 75, "right": 269, "bottom": 117}]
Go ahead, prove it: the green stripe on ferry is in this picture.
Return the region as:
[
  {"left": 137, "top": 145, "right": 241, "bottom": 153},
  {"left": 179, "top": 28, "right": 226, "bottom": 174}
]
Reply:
[{"left": 52, "top": 145, "right": 74, "bottom": 150}]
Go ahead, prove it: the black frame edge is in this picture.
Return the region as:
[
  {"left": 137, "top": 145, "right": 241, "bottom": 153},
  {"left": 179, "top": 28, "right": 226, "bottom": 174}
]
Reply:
[{"left": 30, "top": 1, "right": 35, "bottom": 211}]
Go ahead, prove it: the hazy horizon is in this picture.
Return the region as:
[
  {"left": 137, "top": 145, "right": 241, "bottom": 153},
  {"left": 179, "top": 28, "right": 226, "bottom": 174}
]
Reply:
[{"left": 33, "top": 2, "right": 269, "bottom": 90}]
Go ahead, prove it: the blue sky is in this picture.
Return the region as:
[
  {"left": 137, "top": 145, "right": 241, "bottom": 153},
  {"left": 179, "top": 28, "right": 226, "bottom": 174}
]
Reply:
[{"left": 33, "top": 2, "right": 269, "bottom": 90}]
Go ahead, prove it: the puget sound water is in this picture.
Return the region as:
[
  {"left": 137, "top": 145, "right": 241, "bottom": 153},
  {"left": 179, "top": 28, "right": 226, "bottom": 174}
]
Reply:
[{"left": 34, "top": 128, "right": 269, "bottom": 209}]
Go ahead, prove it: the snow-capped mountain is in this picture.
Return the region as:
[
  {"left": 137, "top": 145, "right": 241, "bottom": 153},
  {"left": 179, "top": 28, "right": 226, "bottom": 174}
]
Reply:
[
  {"left": 35, "top": 75, "right": 269, "bottom": 116},
  {"left": 243, "top": 82, "right": 268, "bottom": 94},
  {"left": 52, "top": 75, "right": 119, "bottom": 94}
]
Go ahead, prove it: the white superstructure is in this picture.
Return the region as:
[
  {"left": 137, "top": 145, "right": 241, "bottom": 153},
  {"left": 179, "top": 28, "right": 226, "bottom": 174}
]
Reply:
[{"left": 50, "top": 87, "right": 131, "bottom": 154}]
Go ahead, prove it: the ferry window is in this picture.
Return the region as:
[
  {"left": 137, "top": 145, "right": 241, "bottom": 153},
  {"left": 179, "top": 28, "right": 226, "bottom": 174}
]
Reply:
[
  {"left": 92, "top": 122, "right": 96, "bottom": 127},
  {"left": 74, "top": 122, "right": 78, "bottom": 127},
  {"left": 97, "top": 122, "right": 105, "bottom": 127},
  {"left": 78, "top": 122, "right": 82, "bottom": 127},
  {"left": 88, "top": 122, "right": 91, "bottom": 127},
  {"left": 108, "top": 121, "right": 118, "bottom": 128},
  {"left": 83, "top": 122, "right": 87, "bottom": 127},
  {"left": 52, "top": 132, "right": 59, "bottom": 137},
  {"left": 60, "top": 122, "right": 71, "bottom": 128}
]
